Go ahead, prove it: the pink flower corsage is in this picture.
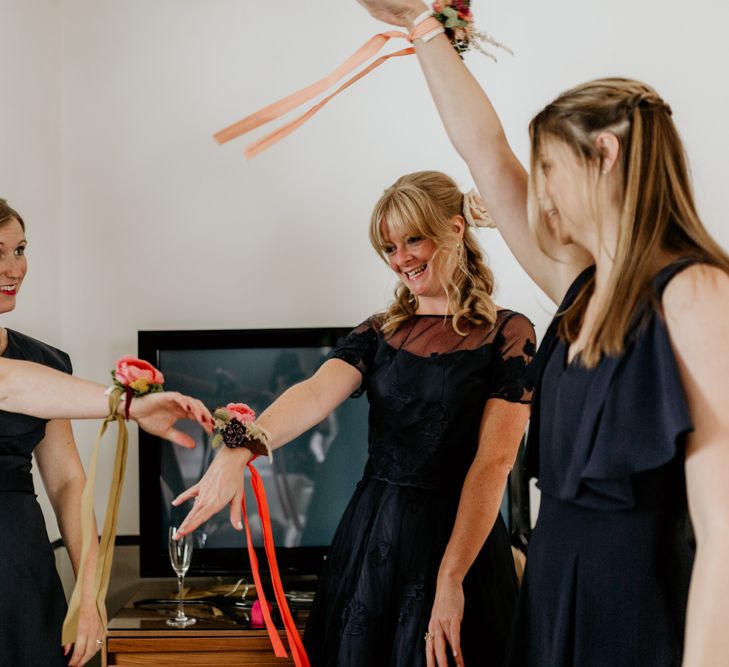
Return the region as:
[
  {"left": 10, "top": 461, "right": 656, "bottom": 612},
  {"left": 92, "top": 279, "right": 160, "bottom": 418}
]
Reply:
[
  {"left": 111, "top": 356, "right": 165, "bottom": 420},
  {"left": 430, "top": 0, "right": 512, "bottom": 60},
  {"left": 211, "top": 403, "right": 272, "bottom": 461}
]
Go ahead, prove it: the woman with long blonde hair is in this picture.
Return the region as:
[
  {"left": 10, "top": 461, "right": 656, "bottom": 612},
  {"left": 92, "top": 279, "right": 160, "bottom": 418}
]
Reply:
[
  {"left": 175, "top": 170, "right": 536, "bottom": 666},
  {"left": 357, "top": 2, "right": 729, "bottom": 666}
]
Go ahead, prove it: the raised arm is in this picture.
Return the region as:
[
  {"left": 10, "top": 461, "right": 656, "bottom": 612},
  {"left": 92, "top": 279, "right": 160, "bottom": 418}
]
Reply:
[
  {"left": 0, "top": 357, "right": 213, "bottom": 445},
  {"left": 356, "top": 0, "right": 586, "bottom": 303},
  {"left": 663, "top": 265, "right": 729, "bottom": 666},
  {"left": 174, "top": 358, "right": 363, "bottom": 536}
]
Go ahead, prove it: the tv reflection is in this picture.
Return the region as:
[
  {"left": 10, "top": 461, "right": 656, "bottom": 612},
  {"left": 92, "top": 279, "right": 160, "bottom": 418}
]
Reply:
[{"left": 160, "top": 347, "right": 368, "bottom": 551}]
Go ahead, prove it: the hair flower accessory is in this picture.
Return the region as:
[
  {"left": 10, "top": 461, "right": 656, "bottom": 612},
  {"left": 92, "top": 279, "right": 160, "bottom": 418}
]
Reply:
[
  {"left": 111, "top": 356, "right": 165, "bottom": 420},
  {"left": 211, "top": 403, "right": 272, "bottom": 461},
  {"left": 430, "top": 0, "right": 512, "bottom": 60},
  {"left": 463, "top": 188, "right": 496, "bottom": 228}
]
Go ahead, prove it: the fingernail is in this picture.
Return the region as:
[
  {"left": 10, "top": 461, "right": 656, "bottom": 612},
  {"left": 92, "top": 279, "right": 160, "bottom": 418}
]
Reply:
[{"left": 237, "top": 521, "right": 243, "bottom": 530}]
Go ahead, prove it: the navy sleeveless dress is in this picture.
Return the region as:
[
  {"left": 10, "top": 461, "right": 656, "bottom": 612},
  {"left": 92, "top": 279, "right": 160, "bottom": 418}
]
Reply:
[
  {"left": 304, "top": 310, "right": 536, "bottom": 667},
  {"left": 507, "top": 261, "right": 697, "bottom": 666},
  {"left": 0, "top": 329, "right": 71, "bottom": 666}
]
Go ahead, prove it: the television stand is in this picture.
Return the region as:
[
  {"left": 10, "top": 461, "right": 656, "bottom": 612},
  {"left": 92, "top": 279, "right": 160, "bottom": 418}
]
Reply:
[{"left": 103, "top": 580, "right": 309, "bottom": 666}]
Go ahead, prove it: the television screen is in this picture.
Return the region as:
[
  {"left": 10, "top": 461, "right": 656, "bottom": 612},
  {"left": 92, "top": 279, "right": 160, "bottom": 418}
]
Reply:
[{"left": 138, "top": 328, "right": 370, "bottom": 578}]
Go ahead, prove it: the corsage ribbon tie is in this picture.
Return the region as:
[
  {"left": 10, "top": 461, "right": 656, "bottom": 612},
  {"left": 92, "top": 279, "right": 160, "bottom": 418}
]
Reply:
[
  {"left": 62, "top": 389, "right": 128, "bottom": 645},
  {"left": 241, "top": 457, "right": 310, "bottom": 666}
]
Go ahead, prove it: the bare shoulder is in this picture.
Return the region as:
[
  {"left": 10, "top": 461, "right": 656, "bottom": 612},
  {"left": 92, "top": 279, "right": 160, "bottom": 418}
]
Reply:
[
  {"left": 662, "top": 264, "right": 729, "bottom": 404},
  {"left": 662, "top": 263, "right": 729, "bottom": 341}
]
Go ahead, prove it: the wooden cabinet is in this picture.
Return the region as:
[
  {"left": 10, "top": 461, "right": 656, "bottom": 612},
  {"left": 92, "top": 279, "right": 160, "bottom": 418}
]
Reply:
[{"left": 103, "top": 581, "right": 307, "bottom": 666}]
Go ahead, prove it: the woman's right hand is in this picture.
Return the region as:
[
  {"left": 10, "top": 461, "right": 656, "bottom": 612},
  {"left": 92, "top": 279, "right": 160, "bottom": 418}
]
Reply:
[
  {"left": 127, "top": 391, "right": 214, "bottom": 447},
  {"left": 355, "top": 0, "right": 428, "bottom": 27},
  {"left": 172, "top": 445, "right": 254, "bottom": 537}
]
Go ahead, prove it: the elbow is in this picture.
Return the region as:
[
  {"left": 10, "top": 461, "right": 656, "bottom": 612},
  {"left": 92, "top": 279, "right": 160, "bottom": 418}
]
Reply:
[
  {"left": 470, "top": 456, "right": 514, "bottom": 484},
  {"left": 695, "top": 522, "right": 729, "bottom": 555}
]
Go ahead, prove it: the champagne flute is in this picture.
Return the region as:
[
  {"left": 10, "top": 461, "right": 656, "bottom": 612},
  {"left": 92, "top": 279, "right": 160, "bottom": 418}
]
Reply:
[{"left": 167, "top": 526, "right": 196, "bottom": 627}]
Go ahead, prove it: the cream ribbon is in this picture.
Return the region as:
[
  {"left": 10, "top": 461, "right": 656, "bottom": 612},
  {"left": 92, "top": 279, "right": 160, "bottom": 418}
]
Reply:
[{"left": 62, "top": 389, "right": 128, "bottom": 645}]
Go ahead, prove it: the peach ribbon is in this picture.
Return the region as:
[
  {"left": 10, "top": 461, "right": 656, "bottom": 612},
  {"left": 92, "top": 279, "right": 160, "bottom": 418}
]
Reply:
[
  {"left": 214, "top": 18, "right": 442, "bottom": 158},
  {"left": 241, "top": 458, "right": 310, "bottom": 666}
]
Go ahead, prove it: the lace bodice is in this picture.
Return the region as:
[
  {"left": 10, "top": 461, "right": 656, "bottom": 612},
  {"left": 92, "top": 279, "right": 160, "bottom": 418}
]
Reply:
[{"left": 331, "top": 311, "right": 536, "bottom": 490}]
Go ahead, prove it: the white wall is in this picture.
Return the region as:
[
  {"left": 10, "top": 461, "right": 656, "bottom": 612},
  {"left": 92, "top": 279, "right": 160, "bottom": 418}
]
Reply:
[
  {"left": 1, "top": 0, "right": 61, "bottom": 341},
  {"left": 4, "top": 0, "right": 729, "bottom": 539},
  {"left": 1, "top": 0, "right": 62, "bottom": 536}
]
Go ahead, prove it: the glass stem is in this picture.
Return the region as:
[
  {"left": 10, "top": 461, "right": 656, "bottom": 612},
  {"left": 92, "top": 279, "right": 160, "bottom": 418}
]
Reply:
[{"left": 177, "top": 574, "right": 185, "bottom": 620}]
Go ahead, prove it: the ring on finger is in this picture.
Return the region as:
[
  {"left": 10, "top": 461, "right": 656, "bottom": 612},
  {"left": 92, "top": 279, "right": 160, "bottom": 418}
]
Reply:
[{"left": 424, "top": 632, "right": 435, "bottom": 642}]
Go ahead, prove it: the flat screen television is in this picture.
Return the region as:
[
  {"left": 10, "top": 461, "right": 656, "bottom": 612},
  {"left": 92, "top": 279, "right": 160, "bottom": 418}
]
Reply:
[
  {"left": 138, "top": 327, "right": 371, "bottom": 578},
  {"left": 138, "top": 327, "right": 531, "bottom": 579}
]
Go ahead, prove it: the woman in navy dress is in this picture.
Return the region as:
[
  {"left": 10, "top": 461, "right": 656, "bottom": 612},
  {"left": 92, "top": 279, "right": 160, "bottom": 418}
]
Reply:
[
  {"left": 0, "top": 199, "right": 103, "bottom": 667},
  {"left": 0, "top": 200, "right": 213, "bottom": 666},
  {"left": 354, "top": 3, "right": 729, "bottom": 665},
  {"left": 175, "top": 171, "right": 536, "bottom": 666}
]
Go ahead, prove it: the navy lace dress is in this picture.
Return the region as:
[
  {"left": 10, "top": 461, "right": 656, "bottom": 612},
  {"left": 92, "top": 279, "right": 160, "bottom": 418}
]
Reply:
[
  {"left": 0, "top": 329, "right": 71, "bottom": 666},
  {"left": 304, "top": 311, "right": 536, "bottom": 666},
  {"left": 507, "top": 261, "right": 697, "bottom": 666}
]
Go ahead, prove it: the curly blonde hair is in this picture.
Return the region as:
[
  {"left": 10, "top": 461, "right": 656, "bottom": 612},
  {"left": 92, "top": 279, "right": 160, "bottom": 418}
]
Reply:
[{"left": 369, "top": 171, "right": 497, "bottom": 337}]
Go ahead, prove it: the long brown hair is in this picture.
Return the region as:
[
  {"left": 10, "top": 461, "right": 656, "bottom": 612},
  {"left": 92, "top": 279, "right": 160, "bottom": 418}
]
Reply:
[
  {"left": 369, "top": 171, "right": 497, "bottom": 337},
  {"left": 0, "top": 199, "right": 25, "bottom": 230},
  {"left": 528, "top": 77, "right": 729, "bottom": 366}
]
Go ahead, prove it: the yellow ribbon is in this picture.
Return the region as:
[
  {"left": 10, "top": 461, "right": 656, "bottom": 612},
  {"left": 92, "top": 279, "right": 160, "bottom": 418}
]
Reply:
[{"left": 62, "top": 389, "right": 128, "bottom": 645}]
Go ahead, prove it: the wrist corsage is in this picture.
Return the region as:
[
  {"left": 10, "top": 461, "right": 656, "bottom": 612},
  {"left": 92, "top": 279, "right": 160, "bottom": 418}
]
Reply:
[
  {"left": 110, "top": 356, "right": 165, "bottom": 420},
  {"left": 211, "top": 403, "right": 272, "bottom": 462},
  {"left": 429, "top": 0, "right": 512, "bottom": 60}
]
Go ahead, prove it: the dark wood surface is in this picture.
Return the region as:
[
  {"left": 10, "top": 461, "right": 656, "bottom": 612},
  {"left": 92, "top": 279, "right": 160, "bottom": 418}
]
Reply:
[{"left": 103, "top": 580, "right": 310, "bottom": 666}]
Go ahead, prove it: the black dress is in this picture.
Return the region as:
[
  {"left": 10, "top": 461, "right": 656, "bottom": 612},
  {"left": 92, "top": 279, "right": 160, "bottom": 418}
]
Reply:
[
  {"left": 304, "top": 311, "right": 536, "bottom": 666},
  {"left": 0, "top": 329, "right": 72, "bottom": 666},
  {"left": 507, "top": 261, "right": 697, "bottom": 666}
]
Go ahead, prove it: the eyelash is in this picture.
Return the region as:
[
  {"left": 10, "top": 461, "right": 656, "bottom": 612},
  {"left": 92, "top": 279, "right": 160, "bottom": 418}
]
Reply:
[
  {"left": 15, "top": 246, "right": 26, "bottom": 256},
  {"left": 384, "top": 237, "right": 422, "bottom": 255}
]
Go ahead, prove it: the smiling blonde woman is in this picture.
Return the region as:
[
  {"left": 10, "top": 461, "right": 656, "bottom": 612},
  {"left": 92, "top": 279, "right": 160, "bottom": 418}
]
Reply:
[{"left": 356, "top": 2, "right": 729, "bottom": 666}]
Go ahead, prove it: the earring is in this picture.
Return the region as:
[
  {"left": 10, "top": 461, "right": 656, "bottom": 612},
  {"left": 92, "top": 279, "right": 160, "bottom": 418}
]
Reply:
[{"left": 456, "top": 242, "right": 462, "bottom": 250}]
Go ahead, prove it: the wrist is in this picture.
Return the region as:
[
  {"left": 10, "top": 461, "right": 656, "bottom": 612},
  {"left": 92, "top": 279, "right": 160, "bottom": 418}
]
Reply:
[
  {"left": 124, "top": 392, "right": 141, "bottom": 421},
  {"left": 219, "top": 444, "right": 254, "bottom": 466},
  {"left": 438, "top": 563, "right": 465, "bottom": 586},
  {"left": 403, "top": 1, "right": 430, "bottom": 29}
]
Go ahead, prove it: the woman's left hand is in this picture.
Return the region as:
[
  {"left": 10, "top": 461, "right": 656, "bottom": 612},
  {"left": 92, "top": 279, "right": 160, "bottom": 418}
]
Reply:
[
  {"left": 426, "top": 574, "right": 465, "bottom": 667},
  {"left": 64, "top": 597, "right": 105, "bottom": 666}
]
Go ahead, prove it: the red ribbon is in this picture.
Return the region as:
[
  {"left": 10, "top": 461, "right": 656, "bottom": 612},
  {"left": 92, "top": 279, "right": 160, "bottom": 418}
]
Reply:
[{"left": 241, "top": 458, "right": 310, "bottom": 666}]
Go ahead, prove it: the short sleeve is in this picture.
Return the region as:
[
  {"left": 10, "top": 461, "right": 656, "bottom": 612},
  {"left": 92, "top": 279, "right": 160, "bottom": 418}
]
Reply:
[
  {"left": 5, "top": 329, "right": 72, "bottom": 374},
  {"left": 487, "top": 313, "right": 536, "bottom": 404},
  {"left": 329, "top": 318, "right": 379, "bottom": 398}
]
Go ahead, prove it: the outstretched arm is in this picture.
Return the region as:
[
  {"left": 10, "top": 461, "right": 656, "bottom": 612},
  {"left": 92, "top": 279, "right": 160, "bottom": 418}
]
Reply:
[
  {"left": 0, "top": 357, "right": 213, "bottom": 445},
  {"left": 356, "top": 0, "right": 588, "bottom": 302},
  {"left": 174, "top": 358, "right": 362, "bottom": 536}
]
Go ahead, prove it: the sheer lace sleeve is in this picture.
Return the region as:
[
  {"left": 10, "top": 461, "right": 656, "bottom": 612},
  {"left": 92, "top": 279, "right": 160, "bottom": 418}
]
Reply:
[
  {"left": 329, "top": 317, "right": 379, "bottom": 397},
  {"left": 487, "top": 312, "right": 536, "bottom": 404}
]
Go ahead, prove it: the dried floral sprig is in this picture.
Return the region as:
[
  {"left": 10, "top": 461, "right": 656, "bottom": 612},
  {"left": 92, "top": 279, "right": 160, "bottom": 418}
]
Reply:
[
  {"left": 211, "top": 403, "right": 272, "bottom": 462},
  {"left": 431, "top": 0, "right": 513, "bottom": 60}
]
